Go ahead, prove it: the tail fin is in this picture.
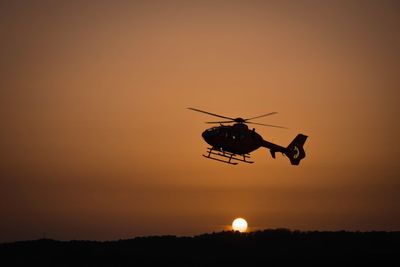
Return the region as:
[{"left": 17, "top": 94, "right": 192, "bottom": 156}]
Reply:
[{"left": 286, "top": 134, "right": 308, "bottom": 165}]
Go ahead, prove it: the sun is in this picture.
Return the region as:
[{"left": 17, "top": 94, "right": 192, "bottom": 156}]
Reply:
[{"left": 232, "top": 218, "right": 248, "bottom": 232}]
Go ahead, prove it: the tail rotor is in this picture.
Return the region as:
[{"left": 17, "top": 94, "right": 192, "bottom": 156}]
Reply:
[{"left": 285, "top": 134, "right": 308, "bottom": 165}]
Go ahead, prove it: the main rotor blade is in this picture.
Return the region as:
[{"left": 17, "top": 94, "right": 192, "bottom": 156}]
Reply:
[
  {"left": 187, "top": 108, "right": 234, "bottom": 120},
  {"left": 245, "top": 112, "right": 278, "bottom": 121},
  {"left": 247, "top": 121, "right": 288, "bottom": 129},
  {"left": 205, "top": 121, "right": 234, "bottom": 124}
]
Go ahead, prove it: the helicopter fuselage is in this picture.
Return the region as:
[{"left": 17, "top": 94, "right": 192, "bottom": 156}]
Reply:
[{"left": 202, "top": 123, "right": 264, "bottom": 155}]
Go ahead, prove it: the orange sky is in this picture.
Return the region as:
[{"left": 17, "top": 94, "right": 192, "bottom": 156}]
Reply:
[{"left": 1, "top": 1, "right": 399, "bottom": 242}]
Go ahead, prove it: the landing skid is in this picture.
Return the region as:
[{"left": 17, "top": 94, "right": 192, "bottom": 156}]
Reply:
[{"left": 202, "top": 147, "right": 254, "bottom": 165}]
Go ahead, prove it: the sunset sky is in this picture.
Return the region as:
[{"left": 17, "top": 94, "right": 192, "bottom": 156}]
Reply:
[{"left": 1, "top": 0, "right": 399, "bottom": 242}]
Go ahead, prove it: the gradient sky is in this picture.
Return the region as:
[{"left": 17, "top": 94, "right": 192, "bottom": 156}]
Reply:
[{"left": 1, "top": 0, "right": 399, "bottom": 242}]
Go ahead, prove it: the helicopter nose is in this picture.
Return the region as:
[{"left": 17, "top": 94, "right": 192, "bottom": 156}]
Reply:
[
  {"left": 202, "top": 130, "right": 214, "bottom": 143},
  {"left": 202, "top": 129, "right": 216, "bottom": 146},
  {"left": 202, "top": 130, "right": 209, "bottom": 140}
]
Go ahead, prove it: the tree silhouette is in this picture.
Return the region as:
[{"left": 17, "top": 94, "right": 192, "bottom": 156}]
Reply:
[{"left": 1, "top": 230, "right": 399, "bottom": 266}]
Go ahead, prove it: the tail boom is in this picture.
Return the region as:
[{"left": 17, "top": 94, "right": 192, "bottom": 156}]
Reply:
[{"left": 262, "top": 134, "right": 308, "bottom": 165}]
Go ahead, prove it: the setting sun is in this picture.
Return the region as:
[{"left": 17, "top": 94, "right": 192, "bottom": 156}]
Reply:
[{"left": 232, "top": 218, "right": 248, "bottom": 232}]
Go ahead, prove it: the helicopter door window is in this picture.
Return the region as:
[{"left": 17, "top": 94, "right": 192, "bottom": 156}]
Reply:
[{"left": 232, "top": 132, "right": 238, "bottom": 140}]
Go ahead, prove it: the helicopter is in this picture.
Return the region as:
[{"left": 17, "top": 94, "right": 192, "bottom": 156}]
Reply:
[{"left": 188, "top": 107, "right": 308, "bottom": 165}]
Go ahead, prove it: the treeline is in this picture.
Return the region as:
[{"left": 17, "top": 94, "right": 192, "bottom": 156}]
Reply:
[{"left": 1, "top": 229, "right": 400, "bottom": 266}]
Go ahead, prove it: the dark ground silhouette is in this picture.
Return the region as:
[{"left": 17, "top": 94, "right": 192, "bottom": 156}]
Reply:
[{"left": 1, "top": 229, "right": 399, "bottom": 266}]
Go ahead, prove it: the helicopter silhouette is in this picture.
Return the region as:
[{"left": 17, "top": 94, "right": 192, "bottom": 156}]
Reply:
[{"left": 188, "top": 108, "right": 308, "bottom": 165}]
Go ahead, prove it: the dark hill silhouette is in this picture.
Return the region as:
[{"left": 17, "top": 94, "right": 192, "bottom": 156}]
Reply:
[{"left": 1, "top": 229, "right": 399, "bottom": 266}]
